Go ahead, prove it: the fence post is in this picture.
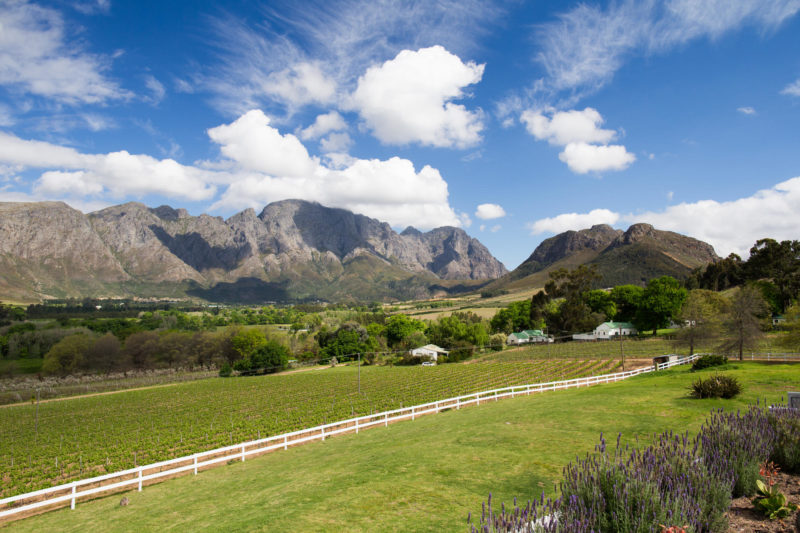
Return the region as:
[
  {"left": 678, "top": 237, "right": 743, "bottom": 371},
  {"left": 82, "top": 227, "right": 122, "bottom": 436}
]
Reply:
[
  {"left": 193, "top": 456, "right": 197, "bottom": 476},
  {"left": 284, "top": 435, "right": 288, "bottom": 451},
  {"left": 356, "top": 418, "right": 359, "bottom": 434},
  {"left": 322, "top": 428, "right": 325, "bottom": 441},
  {"left": 241, "top": 445, "right": 246, "bottom": 462},
  {"left": 412, "top": 406, "right": 415, "bottom": 421},
  {"left": 456, "top": 398, "right": 460, "bottom": 410},
  {"left": 494, "top": 391, "right": 498, "bottom": 402},
  {"left": 385, "top": 413, "right": 388, "bottom": 427},
  {"left": 70, "top": 484, "right": 76, "bottom": 509}
]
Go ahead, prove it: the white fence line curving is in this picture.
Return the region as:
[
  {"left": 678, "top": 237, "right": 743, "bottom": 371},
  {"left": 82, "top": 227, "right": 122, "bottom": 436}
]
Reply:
[{"left": 0, "top": 354, "right": 699, "bottom": 522}]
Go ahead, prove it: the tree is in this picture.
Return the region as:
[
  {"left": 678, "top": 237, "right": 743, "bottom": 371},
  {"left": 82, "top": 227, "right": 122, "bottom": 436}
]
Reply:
[
  {"left": 384, "top": 314, "right": 426, "bottom": 347},
  {"left": 745, "top": 239, "right": 800, "bottom": 312},
  {"left": 584, "top": 290, "right": 616, "bottom": 320},
  {"left": 42, "top": 334, "right": 91, "bottom": 375},
  {"left": 719, "top": 285, "right": 769, "bottom": 361},
  {"left": 83, "top": 332, "right": 123, "bottom": 373},
  {"left": 778, "top": 303, "right": 800, "bottom": 352},
  {"left": 122, "top": 331, "right": 160, "bottom": 370},
  {"left": 231, "top": 329, "right": 267, "bottom": 360},
  {"left": 634, "top": 276, "right": 687, "bottom": 335},
  {"left": 609, "top": 285, "right": 643, "bottom": 322},
  {"left": 531, "top": 265, "right": 601, "bottom": 335},
  {"left": 318, "top": 323, "right": 376, "bottom": 361},
  {"left": 673, "top": 290, "right": 726, "bottom": 355},
  {"left": 491, "top": 300, "right": 533, "bottom": 334},
  {"left": 233, "top": 339, "right": 289, "bottom": 375}
]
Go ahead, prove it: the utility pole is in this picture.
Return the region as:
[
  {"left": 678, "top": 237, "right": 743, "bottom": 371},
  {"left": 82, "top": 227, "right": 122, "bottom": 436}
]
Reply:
[
  {"left": 357, "top": 353, "right": 361, "bottom": 394},
  {"left": 618, "top": 324, "right": 625, "bottom": 371},
  {"left": 34, "top": 388, "right": 40, "bottom": 443}
]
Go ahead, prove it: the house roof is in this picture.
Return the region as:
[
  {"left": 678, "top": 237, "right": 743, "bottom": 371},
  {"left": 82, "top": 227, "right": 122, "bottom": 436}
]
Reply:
[
  {"left": 414, "top": 344, "right": 449, "bottom": 354},
  {"left": 599, "top": 321, "right": 636, "bottom": 329},
  {"left": 522, "top": 329, "right": 545, "bottom": 337}
]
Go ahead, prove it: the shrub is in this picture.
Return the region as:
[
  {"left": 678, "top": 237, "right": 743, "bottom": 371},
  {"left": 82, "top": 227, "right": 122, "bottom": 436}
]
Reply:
[
  {"left": 691, "top": 354, "right": 728, "bottom": 371},
  {"left": 767, "top": 404, "right": 800, "bottom": 473},
  {"left": 218, "top": 362, "right": 232, "bottom": 377},
  {"left": 699, "top": 406, "right": 776, "bottom": 497},
  {"left": 689, "top": 375, "right": 742, "bottom": 399}
]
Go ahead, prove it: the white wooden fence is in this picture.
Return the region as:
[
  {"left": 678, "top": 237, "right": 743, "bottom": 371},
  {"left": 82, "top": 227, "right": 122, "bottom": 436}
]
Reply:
[{"left": 0, "top": 354, "right": 699, "bottom": 522}]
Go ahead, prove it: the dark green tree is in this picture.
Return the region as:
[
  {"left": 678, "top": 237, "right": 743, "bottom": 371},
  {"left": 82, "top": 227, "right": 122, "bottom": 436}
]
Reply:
[
  {"left": 609, "top": 285, "right": 644, "bottom": 322},
  {"left": 745, "top": 239, "right": 800, "bottom": 312},
  {"left": 634, "top": 276, "right": 687, "bottom": 335}
]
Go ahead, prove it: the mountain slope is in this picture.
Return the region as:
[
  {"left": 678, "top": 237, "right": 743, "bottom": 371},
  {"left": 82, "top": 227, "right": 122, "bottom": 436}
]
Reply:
[
  {"left": 0, "top": 200, "right": 506, "bottom": 302},
  {"left": 487, "top": 223, "right": 718, "bottom": 291}
]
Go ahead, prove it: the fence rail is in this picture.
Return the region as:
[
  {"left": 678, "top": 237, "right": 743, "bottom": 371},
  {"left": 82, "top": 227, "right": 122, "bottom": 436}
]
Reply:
[{"left": 0, "top": 354, "right": 700, "bottom": 523}]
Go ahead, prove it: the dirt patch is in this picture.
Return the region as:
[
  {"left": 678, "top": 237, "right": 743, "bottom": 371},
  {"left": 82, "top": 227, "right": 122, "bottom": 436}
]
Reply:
[{"left": 727, "top": 470, "right": 800, "bottom": 532}]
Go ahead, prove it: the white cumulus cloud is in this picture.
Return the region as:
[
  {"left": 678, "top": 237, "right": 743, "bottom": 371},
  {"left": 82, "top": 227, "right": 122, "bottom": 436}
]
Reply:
[
  {"left": 521, "top": 107, "right": 617, "bottom": 146},
  {"left": 521, "top": 107, "right": 635, "bottom": 174},
  {"left": 299, "top": 111, "right": 348, "bottom": 140},
  {"left": 206, "top": 110, "right": 318, "bottom": 178},
  {"left": 475, "top": 203, "right": 506, "bottom": 220},
  {"left": 525, "top": 176, "right": 800, "bottom": 258},
  {"left": 737, "top": 106, "right": 757, "bottom": 115},
  {"left": 558, "top": 142, "right": 636, "bottom": 174},
  {"left": 782, "top": 79, "right": 800, "bottom": 97},
  {"left": 350, "top": 46, "right": 484, "bottom": 148},
  {"left": 0, "top": 132, "right": 217, "bottom": 202},
  {"left": 527, "top": 208, "right": 620, "bottom": 235}
]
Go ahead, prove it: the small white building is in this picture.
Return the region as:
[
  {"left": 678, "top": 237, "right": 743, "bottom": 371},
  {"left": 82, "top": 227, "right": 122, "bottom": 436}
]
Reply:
[
  {"left": 410, "top": 344, "right": 449, "bottom": 362},
  {"left": 594, "top": 322, "right": 637, "bottom": 338},
  {"left": 573, "top": 322, "right": 637, "bottom": 341},
  {"left": 506, "top": 329, "right": 552, "bottom": 345}
]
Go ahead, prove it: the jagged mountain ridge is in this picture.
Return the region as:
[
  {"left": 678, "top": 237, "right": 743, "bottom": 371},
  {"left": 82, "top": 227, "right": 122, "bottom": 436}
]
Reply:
[
  {"left": 0, "top": 200, "right": 507, "bottom": 302},
  {"left": 487, "top": 223, "right": 719, "bottom": 291}
]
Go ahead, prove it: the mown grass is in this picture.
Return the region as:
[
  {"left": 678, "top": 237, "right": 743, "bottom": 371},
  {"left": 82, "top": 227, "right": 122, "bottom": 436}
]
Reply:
[{"left": 3, "top": 362, "right": 797, "bottom": 532}]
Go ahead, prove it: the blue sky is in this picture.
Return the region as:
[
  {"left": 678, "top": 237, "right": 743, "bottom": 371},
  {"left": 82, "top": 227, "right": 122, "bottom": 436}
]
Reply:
[{"left": 1, "top": 0, "right": 799, "bottom": 270}]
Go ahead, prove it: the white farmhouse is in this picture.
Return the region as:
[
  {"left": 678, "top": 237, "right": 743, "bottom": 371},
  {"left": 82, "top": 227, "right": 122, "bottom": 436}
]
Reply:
[
  {"left": 573, "top": 321, "right": 637, "bottom": 340},
  {"left": 409, "top": 344, "right": 449, "bottom": 362},
  {"left": 594, "top": 321, "right": 637, "bottom": 338}
]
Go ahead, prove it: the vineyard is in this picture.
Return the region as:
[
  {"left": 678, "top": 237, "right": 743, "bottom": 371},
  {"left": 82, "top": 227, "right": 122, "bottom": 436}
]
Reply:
[{"left": 0, "top": 358, "right": 620, "bottom": 498}]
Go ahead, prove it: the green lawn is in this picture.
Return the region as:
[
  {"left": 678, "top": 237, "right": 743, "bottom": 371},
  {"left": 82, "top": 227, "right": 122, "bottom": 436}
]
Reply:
[{"left": 3, "top": 362, "right": 797, "bottom": 532}]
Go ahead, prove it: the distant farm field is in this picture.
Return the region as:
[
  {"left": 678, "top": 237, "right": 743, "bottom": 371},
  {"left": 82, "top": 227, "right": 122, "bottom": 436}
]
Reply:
[
  {"left": 4, "top": 362, "right": 797, "bottom": 532},
  {"left": 0, "top": 358, "right": 622, "bottom": 498}
]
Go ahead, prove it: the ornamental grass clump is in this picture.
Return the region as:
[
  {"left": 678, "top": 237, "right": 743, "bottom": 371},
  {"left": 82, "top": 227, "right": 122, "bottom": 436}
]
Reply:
[
  {"left": 698, "top": 406, "right": 776, "bottom": 497},
  {"left": 689, "top": 375, "right": 741, "bottom": 399}
]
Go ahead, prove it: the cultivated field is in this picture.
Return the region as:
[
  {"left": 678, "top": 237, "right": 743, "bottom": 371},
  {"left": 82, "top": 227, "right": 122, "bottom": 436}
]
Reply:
[
  {"left": 3, "top": 362, "right": 796, "bottom": 532},
  {"left": 0, "top": 358, "right": 621, "bottom": 498}
]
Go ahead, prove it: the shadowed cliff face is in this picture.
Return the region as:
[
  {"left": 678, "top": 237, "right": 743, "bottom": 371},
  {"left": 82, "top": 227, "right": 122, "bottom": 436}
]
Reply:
[{"left": 0, "top": 199, "right": 507, "bottom": 302}]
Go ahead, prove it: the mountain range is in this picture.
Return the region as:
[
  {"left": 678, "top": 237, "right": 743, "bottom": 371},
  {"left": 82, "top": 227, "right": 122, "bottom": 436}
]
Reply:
[
  {"left": 485, "top": 223, "right": 720, "bottom": 292},
  {"left": 0, "top": 200, "right": 507, "bottom": 303}
]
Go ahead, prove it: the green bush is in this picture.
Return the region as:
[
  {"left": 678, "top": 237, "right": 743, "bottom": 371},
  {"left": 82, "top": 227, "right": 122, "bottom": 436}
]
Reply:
[
  {"left": 690, "top": 374, "right": 742, "bottom": 399},
  {"left": 218, "top": 362, "right": 232, "bottom": 377},
  {"left": 691, "top": 354, "right": 728, "bottom": 371}
]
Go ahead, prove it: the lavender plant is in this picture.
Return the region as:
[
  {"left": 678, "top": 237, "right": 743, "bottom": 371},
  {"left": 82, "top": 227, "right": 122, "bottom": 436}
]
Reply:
[
  {"left": 766, "top": 404, "right": 800, "bottom": 473},
  {"left": 698, "top": 406, "right": 776, "bottom": 497},
  {"left": 472, "top": 402, "right": 789, "bottom": 533}
]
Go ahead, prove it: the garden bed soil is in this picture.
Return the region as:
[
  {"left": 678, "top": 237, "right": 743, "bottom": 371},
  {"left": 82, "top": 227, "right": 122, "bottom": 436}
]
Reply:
[{"left": 727, "top": 470, "right": 800, "bottom": 532}]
